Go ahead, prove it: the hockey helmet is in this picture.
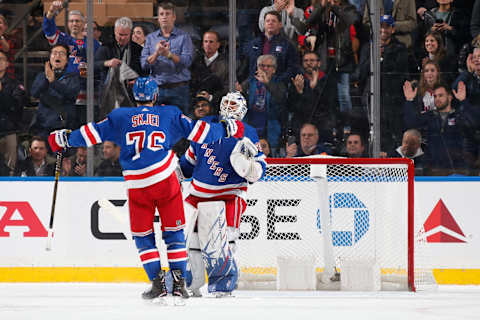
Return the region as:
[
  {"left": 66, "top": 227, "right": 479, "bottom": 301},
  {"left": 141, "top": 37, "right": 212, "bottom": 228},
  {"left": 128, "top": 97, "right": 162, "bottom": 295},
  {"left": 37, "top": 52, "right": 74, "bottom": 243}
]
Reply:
[
  {"left": 219, "top": 91, "right": 247, "bottom": 121},
  {"left": 133, "top": 77, "right": 158, "bottom": 102}
]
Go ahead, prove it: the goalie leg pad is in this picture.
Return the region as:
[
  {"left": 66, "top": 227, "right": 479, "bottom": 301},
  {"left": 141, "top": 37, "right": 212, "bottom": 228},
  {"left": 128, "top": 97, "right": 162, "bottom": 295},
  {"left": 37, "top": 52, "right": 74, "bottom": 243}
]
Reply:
[
  {"left": 162, "top": 230, "right": 188, "bottom": 278},
  {"left": 186, "top": 247, "right": 206, "bottom": 290},
  {"left": 197, "top": 201, "right": 238, "bottom": 293},
  {"left": 134, "top": 233, "right": 161, "bottom": 281}
]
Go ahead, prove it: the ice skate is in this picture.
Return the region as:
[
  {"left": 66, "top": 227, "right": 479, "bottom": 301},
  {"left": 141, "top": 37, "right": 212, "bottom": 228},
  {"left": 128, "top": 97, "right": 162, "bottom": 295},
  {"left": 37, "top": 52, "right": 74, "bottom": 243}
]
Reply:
[
  {"left": 142, "top": 270, "right": 167, "bottom": 303},
  {"left": 188, "top": 287, "right": 202, "bottom": 297},
  {"left": 172, "top": 269, "right": 189, "bottom": 306}
]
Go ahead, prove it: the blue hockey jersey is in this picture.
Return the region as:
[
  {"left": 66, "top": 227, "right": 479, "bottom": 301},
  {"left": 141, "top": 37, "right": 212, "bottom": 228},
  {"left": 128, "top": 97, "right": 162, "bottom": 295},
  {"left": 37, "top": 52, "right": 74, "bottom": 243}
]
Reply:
[
  {"left": 67, "top": 106, "right": 229, "bottom": 189},
  {"left": 180, "top": 115, "right": 266, "bottom": 200},
  {"left": 43, "top": 16, "right": 101, "bottom": 74}
]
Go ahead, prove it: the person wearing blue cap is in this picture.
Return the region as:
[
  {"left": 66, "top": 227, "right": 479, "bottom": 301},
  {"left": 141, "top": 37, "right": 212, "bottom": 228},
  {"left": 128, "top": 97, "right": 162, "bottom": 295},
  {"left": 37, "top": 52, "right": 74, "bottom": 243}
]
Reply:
[
  {"left": 352, "top": 14, "right": 409, "bottom": 153},
  {"left": 363, "top": 0, "right": 416, "bottom": 49}
]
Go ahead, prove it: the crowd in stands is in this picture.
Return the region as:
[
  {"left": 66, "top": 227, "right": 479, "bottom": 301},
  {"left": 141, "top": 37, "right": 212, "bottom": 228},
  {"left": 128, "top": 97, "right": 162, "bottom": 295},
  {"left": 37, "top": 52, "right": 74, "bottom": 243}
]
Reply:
[{"left": 0, "top": 0, "right": 479, "bottom": 176}]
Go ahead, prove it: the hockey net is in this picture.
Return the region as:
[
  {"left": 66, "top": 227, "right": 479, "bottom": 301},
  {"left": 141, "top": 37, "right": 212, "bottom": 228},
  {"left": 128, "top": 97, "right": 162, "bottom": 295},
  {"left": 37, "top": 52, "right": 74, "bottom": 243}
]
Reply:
[{"left": 236, "top": 157, "right": 436, "bottom": 291}]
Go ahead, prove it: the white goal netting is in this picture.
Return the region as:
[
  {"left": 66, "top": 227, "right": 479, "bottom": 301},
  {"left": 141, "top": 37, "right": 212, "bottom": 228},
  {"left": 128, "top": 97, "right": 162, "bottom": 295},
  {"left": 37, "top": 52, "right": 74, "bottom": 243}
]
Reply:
[{"left": 236, "top": 158, "right": 435, "bottom": 291}]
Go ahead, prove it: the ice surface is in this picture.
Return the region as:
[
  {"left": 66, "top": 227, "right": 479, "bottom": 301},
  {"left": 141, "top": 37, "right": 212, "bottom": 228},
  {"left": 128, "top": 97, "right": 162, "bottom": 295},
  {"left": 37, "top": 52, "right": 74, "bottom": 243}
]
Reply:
[{"left": 1, "top": 283, "right": 479, "bottom": 320}]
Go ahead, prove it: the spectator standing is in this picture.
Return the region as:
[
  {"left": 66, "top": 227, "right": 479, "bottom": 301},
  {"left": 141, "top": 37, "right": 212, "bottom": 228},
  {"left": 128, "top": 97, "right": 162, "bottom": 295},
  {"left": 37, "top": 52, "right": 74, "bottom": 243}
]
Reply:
[
  {"left": 355, "top": 15, "right": 409, "bottom": 152},
  {"left": 30, "top": 44, "right": 81, "bottom": 139},
  {"left": 44, "top": 1, "right": 101, "bottom": 127},
  {"left": 292, "top": 0, "right": 359, "bottom": 119},
  {"left": 14, "top": 136, "right": 55, "bottom": 177},
  {"left": 258, "top": 0, "right": 306, "bottom": 44},
  {"left": 62, "top": 147, "right": 87, "bottom": 176},
  {"left": 44, "top": 2, "right": 101, "bottom": 74},
  {"left": 0, "top": 51, "right": 27, "bottom": 175},
  {"left": 141, "top": 1, "right": 193, "bottom": 114},
  {"left": 237, "top": 0, "right": 271, "bottom": 54},
  {"left": 237, "top": 54, "right": 287, "bottom": 155},
  {"left": 190, "top": 31, "right": 228, "bottom": 108},
  {"left": 132, "top": 25, "right": 149, "bottom": 47},
  {"left": 422, "top": 0, "right": 469, "bottom": 58},
  {"left": 95, "top": 141, "right": 122, "bottom": 176},
  {"left": 286, "top": 122, "right": 331, "bottom": 157},
  {"left": 241, "top": 10, "right": 299, "bottom": 84},
  {"left": 404, "top": 82, "right": 468, "bottom": 175},
  {"left": 363, "top": 0, "right": 417, "bottom": 50},
  {"left": 288, "top": 51, "right": 337, "bottom": 142},
  {"left": 95, "top": 17, "right": 147, "bottom": 117}
]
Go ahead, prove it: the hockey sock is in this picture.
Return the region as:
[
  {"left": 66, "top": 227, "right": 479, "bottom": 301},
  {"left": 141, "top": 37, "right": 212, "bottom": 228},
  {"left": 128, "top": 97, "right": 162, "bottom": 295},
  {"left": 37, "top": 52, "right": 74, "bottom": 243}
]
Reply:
[
  {"left": 162, "top": 230, "right": 188, "bottom": 277},
  {"left": 134, "top": 233, "right": 161, "bottom": 281}
]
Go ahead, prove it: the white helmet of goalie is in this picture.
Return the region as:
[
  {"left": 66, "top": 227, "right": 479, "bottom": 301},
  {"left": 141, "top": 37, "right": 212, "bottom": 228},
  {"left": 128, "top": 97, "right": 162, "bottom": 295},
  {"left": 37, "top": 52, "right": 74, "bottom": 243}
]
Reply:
[{"left": 220, "top": 91, "right": 247, "bottom": 121}]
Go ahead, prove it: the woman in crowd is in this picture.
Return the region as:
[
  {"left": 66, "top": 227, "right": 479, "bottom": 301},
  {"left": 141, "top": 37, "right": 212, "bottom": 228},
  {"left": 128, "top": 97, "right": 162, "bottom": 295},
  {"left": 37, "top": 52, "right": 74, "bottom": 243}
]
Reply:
[
  {"left": 131, "top": 25, "right": 148, "bottom": 47},
  {"left": 415, "top": 59, "right": 442, "bottom": 112},
  {"left": 417, "top": 31, "right": 457, "bottom": 84}
]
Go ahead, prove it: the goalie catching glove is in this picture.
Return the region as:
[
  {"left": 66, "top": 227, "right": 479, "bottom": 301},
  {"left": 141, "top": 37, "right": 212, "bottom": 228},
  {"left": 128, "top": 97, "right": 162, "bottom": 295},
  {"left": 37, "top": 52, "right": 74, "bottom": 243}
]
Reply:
[
  {"left": 230, "top": 137, "right": 263, "bottom": 183},
  {"left": 48, "top": 129, "right": 71, "bottom": 152},
  {"left": 221, "top": 119, "right": 244, "bottom": 139}
]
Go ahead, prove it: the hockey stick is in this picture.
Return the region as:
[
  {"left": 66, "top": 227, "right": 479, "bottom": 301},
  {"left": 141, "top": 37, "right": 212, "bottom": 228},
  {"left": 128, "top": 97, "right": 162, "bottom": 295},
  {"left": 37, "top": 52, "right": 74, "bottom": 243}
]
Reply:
[
  {"left": 98, "top": 198, "right": 132, "bottom": 240},
  {"left": 45, "top": 152, "right": 63, "bottom": 251}
]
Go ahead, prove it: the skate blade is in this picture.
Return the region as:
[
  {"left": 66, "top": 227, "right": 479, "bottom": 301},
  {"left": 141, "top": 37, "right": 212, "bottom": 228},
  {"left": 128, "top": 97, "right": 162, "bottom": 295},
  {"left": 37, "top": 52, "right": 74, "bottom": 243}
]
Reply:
[{"left": 173, "top": 296, "right": 187, "bottom": 306}]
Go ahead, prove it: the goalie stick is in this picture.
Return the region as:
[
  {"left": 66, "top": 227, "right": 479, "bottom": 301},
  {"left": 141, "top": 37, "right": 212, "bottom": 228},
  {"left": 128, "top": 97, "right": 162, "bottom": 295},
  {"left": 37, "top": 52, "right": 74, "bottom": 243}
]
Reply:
[{"left": 45, "top": 152, "right": 63, "bottom": 251}]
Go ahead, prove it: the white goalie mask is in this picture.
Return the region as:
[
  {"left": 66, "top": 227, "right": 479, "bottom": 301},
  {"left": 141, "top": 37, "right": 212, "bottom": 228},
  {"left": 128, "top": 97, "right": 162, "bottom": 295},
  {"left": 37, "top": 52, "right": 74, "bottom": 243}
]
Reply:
[{"left": 220, "top": 91, "right": 247, "bottom": 121}]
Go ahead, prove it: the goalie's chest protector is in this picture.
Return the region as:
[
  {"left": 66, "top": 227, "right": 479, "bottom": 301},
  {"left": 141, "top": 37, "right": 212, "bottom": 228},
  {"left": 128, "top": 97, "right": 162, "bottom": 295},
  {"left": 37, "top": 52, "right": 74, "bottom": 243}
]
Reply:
[{"left": 192, "top": 136, "right": 244, "bottom": 186}]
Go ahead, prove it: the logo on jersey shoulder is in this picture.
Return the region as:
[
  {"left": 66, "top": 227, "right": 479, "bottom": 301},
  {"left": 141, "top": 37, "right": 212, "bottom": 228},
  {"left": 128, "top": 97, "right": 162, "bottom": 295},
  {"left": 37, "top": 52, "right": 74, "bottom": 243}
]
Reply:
[{"left": 131, "top": 114, "right": 159, "bottom": 127}]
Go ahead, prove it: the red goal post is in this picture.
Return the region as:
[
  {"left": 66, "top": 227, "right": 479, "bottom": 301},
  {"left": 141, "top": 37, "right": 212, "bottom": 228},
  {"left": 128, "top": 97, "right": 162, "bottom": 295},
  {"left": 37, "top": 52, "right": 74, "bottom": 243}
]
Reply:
[{"left": 235, "top": 157, "right": 434, "bottom": 291}]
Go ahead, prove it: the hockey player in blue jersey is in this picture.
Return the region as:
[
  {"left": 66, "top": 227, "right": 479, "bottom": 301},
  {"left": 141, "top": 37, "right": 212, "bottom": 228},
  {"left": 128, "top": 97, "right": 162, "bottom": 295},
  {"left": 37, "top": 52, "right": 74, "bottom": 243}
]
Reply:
[
  {"left": 48, "top": 78, "right": 245, "bottom": 304},
  {"left": 178, "top": 91, "right": 267, "bottom": 297}
]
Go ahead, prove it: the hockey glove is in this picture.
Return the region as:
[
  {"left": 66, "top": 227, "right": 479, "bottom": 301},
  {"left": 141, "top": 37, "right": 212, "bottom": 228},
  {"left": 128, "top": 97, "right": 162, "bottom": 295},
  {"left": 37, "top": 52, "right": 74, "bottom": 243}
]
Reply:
[
  {"left": 221, "top": 119, "right": 244, "bottom": 139},
  {"left": 232, "top": 137, "right": 258, "bottom": 158},
  {"left": 230, "top": 152, "right": 263, "bottom": 182},
  {"left": 48, "top": 129, "right": 71, "bottom": 153}
]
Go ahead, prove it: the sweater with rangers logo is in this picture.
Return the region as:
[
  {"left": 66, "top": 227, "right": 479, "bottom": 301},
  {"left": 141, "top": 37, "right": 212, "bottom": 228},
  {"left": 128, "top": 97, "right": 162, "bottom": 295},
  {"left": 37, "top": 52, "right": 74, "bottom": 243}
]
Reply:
[
  {"left": 43, "top": 16, "right": 101, "bottom": 74},
  {"left": 67, "top": 106, "right": 229, "bottom": 189},
  {"left": 180, "top": 115, "right": 266, "bottom": 200}
]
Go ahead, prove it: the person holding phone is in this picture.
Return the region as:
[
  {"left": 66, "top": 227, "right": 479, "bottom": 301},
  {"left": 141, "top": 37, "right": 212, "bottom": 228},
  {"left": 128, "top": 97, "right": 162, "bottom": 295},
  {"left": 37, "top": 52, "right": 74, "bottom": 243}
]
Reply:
[
  {"left": 422, "top": 0, "right": 469, "bottom": 57},
  {"left": 285, "top": 122, "right": 331, "bottom": 157}
]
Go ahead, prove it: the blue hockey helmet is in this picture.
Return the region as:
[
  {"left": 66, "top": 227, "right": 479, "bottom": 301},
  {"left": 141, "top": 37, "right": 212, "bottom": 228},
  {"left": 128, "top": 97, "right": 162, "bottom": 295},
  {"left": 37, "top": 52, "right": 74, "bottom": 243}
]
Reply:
[{"left": 133, "top": 77, "right": 159, "bottom": 102}]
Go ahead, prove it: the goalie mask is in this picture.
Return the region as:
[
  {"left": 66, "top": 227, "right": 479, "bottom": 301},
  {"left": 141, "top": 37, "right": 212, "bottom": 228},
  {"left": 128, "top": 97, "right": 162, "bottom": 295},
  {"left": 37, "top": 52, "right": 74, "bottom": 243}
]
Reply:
[
  {"left": 133, "top": 77, "right": 158, "bottom": 102},
  {"left": 220, "top": 91, "right": 247, "bottom": 121}
]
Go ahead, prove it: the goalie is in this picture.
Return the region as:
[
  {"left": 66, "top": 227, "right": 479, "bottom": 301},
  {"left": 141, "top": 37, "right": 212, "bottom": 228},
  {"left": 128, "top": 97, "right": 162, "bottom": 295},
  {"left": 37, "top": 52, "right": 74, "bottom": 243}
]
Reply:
[{"left": 178, "top": 91, "right": 266, "bottom": 297}]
